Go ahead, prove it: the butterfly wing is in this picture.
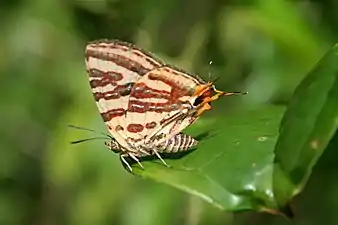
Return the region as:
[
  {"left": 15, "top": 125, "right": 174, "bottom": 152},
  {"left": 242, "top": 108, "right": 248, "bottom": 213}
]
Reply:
[
  {"left": 125, "top": 65, "right": 206, "bottom": 147},
  {"left": 85, "top": 40, "right": 164, "bottom": 149}
]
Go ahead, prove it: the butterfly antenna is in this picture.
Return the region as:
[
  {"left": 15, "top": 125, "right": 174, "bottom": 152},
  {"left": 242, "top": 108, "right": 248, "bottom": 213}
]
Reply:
[
  {"left": 208, "top": 60, "right": 213, "bottom": 81},
  {"left": 206, "top": 61, "right": 222, "bottom": 88},
  {"left": 223, "top": 91, "right": 248, "bottom": 96},
  {"left": 70, "top": 137, "right": 111, "bottom": 144},
  {"left": 211, "top": 76, "right": 220, "bottom": 85},
  {"left": 206, "top": 61, "right": 246, "bottom": 95},
  {"left": 68, "top": 124, "right": 113, "bottom": 139}
]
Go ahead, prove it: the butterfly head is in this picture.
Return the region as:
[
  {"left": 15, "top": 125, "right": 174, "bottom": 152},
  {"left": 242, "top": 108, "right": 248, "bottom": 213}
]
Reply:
[
  {"left": 105, "top": 140, "right": 121, "bottom": 153},
  {"left": 191, "top": 81, "right": 247, "bottom": 117}
]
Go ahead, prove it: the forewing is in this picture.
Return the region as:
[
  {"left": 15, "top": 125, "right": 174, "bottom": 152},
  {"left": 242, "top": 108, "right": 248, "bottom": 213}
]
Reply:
[
  {"left": 125, "top": 66, "right": 205, "bottom": 146},
  {"left": 85, "top": 40, "right": 164, "bottom": 148}
]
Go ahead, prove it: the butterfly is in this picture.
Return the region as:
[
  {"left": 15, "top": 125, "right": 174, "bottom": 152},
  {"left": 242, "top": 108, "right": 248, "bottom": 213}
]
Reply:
[{"left": 85, "top": 39, "right": 245, "bottom": 171}]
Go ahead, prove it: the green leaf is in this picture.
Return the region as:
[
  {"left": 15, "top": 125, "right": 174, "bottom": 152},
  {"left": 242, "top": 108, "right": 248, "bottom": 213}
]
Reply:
[
  {"left": 131, "top": 106, "right": 285, "bottom": 213},
  {"left": 273, "top": 44, "right": 338, "bottom": 207}
]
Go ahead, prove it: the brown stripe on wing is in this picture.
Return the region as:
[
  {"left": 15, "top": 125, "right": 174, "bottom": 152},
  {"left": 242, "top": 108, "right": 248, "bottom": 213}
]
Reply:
[
  {"left": 87, "top": 39, "right": 164, "bottom": 69},
  {"left": 128, "top": 100, "right": 184, "bottom": 114},
  {"left": 100, "top": 108, "right": 126, "bottom": 122},
  {"left": 88, "top": 68, "right": 124, "bottom": 80},
  {"left": 89, "top": 75, "right": 125, "bottom": 88},
  {"left": 130, "top": 82, "right": 171, "bottom": 100},
  {"left": 93, "top": 83, "right": 134, "bottom": 100},
  {"left": 86, "top": 49, "right": 151, "bottom": 76},
  {"left": 148, "top": 71, "right": 196, "bottom": 98}
]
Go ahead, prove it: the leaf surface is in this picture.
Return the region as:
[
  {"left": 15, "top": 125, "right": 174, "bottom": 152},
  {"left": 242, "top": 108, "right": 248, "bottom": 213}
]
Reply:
[{"left": 132, "top": 106, "right": 285, "bottom": 212}]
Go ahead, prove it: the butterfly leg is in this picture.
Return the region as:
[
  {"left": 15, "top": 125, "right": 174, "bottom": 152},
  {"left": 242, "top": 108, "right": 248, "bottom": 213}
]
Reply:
[
  {"left": 120, "top": 153, "right": 144, "bottom": 171},
  {"left": 152, "top": 149, "right": 170, "bottom": 167},
  {"left": 128, "top": 152, "right": 145, "bottom": 170},
  {"left": 120, "top": 154, "right": 133, "bottom": 172},
  {"left": 195, "top": 103, "right": 212, "bottom": 117}
]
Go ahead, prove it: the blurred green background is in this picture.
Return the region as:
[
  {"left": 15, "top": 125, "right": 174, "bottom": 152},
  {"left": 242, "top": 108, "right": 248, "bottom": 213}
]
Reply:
[{"left": 1, "top": 0, "right": 338, "bottom": 224}]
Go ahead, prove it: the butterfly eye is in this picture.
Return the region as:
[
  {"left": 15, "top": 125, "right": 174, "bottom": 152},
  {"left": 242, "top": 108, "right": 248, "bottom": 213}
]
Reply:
[
  {"left": 193, "top": 89, "right": 213, "bottom": 106},
  {"left": 193, "top": 95, "right": 204, "bottom": 106}
]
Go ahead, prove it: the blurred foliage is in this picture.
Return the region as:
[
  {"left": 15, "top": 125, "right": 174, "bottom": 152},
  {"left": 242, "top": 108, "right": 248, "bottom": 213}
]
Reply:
[
  {"left": 273, "top": 44, "right": 338, "bottom": 209},
  {"left": 1, "top": 0, "right": 338, "bottom": 225}
]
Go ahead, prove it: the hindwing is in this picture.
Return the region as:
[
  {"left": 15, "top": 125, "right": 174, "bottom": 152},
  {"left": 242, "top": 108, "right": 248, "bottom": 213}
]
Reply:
[{"left": 85, "top": 40, "right": 164, "bottom": 149}]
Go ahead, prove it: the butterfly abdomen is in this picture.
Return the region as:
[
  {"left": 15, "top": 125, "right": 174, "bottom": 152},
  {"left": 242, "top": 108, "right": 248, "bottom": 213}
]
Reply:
[{"left": 158, "top": 133, "right": 198, "bottom": 154}]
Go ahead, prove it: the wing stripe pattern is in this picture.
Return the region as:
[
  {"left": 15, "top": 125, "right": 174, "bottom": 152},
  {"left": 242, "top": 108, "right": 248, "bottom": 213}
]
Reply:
[
  {"left": 85, "top": 40, "right": 164, "bottom": 147},
  {"left": 93, "top": 83, "right": 135, "bottom": 101},
  {"left": 84, "top": 39, "right": 235, "bottom": 171},
  {"left": 86, "top": 49, "right": 151, "bottom": 76},
  {"left": 100, "top": 108, "right": 126, "bottom": 122},
  {"left": 125, "top": 66, "right": 202, "bottom": 145}
]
